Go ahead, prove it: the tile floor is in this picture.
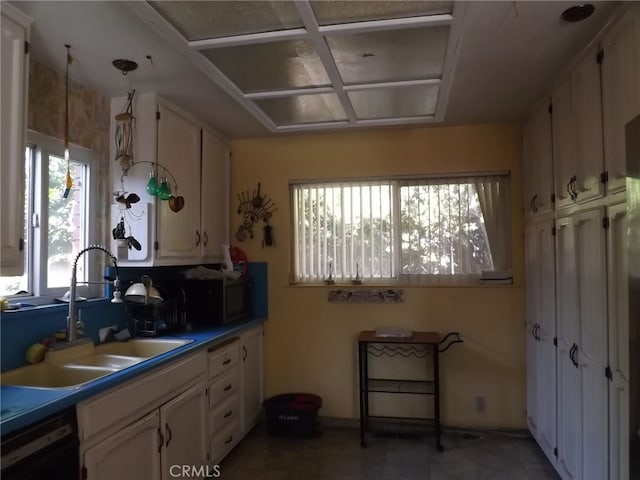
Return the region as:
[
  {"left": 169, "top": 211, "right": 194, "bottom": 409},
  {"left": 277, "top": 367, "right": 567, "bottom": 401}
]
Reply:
[{"left": 219, "top": 422, "right": 559, "bottom": 480}]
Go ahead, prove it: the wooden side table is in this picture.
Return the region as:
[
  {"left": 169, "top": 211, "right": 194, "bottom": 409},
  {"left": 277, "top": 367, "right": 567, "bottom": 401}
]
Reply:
[{"left": 357, "top": 330, "right": 462, "bottom": 450}]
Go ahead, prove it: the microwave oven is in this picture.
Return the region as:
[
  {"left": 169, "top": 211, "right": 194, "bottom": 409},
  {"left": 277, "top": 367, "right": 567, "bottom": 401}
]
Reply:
[{"left": 182, "top": 277, "right": 249, "bottom": 326}]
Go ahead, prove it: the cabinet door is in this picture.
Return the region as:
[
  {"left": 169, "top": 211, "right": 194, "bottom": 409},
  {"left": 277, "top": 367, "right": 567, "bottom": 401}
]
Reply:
[
  {"left": 555, "top": 215, "right": 581, "bottom": 480},
  {"left": 601, "top": 8, "right": 640, "bottom": 193},
  {"left": 83, "top": 411, "right": 161, "bottom": 480},
  {"left": 201, "top": 130, "right": 229, "bottom": 262},
  {"left": 552, "top": 78, "right": 575, "bottom": 208},
  {"left": 0, "top": 10, "right": 27, "bottom": 275},
  {"left": 574, "top": 209, "right": 608, "bottom": 480},
  {"left": 160, "top": 382, "right": 207, "bottom": 480},
  {"left": 241, "top": 325, "right": 264, "bottom": 434},
  {"left": 156, "top": 104, "right": 201, "bottom": 262},
  {"left": 536, "top": 219, "right": 557, "bottom": 463},
  {"left": 571, "top": 46, "right": 605, "bottom": 204},
  {"left": 523, "top": 101, "right": 554, "bottom": 216},
  {"left": 524, "top": 224, "right": 539, "bottom": 435},
  {"left": 607, "top": 201, "right": 630, "bottom": 480}
]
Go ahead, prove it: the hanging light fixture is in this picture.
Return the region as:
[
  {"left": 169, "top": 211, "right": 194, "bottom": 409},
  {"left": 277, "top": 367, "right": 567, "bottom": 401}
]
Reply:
[
  {"left": 62, "top": 45, "right": 73, "bottom": 199},
  {"left": 112, "top": 58, "right": 184, "bottom": 213}
]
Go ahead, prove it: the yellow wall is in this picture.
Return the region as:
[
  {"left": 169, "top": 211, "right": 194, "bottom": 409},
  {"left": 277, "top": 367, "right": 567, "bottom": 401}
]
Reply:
[{"left": 231, "top": 123, "right": 526, "bottom": 428}]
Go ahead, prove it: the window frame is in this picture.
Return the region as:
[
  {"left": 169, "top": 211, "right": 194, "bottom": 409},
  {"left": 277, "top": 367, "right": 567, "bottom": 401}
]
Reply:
[
  {"left": 289, "top": 172, "right": 511, "bottom": 286},
  {"left": 4, "top": 130, "right": 100, "bottom": 302}
]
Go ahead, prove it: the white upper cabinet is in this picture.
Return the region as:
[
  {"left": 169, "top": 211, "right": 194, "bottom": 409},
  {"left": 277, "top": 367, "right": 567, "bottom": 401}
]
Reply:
[
  {"left": 523, "top": 99, "right": 554, "bottom": 216},
  {"left": 201, "top": 129, "right": 230, "bottom": 262},
  {"left": 109, "top": 93, "right": 230, "bottom": 266},
  {"left": 0, "top": 5, "right": 29, "bottom": 276},
  {"left": 553, "top": 45, "right": 605, "bottom": 208},
  {"left": 601, "top": 6, "right": 640, "bottom": 194},
  {"left": 156, "top": 104, "right": 202, "bottom": 262}
]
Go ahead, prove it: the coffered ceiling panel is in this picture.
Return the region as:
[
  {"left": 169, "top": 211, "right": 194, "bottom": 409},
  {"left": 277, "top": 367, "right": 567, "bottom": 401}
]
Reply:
[
  {"left": 309, "top": 1, "right": 453, "bottom": 26},
  {"left": 348, "top": 84, "right": 439, "bottom": 120},
  {"left": 202, "top": 40, "right": 330, "bottom": 93},
  {"left": 326, "top": 26, "right": 449, "bottom": 85},
  {"left": 253, "top": 93, "right": 347, "bottom": 125},
  {"left": 143, "top": 0, "right": 455, "bottom": 132},
  {"left": 149, "top": 1, "right": 304, "bottom": 41}
]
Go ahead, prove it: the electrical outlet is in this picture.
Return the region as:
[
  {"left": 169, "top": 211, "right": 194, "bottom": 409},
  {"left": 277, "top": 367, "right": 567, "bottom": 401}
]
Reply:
[{"left": 475, "top": 396, "right": 486, "bottom": 413}]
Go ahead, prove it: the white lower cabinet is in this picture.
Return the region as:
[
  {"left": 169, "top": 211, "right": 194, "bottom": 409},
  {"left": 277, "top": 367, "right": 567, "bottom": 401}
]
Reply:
[
  {"left": 83, "top": 411, "right": 161, "bottom": 480},
  {"left": 207, "top": 338, "right": 242, "bottom": 465},
  {"left": 241, "top": 325, "right": 264, "bottom": 433},
  {"left": 78, "top": 351, "right": 207, "bottom": 480}
]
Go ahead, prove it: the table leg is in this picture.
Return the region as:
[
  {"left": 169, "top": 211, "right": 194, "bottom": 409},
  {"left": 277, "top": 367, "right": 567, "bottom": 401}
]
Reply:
[
  {"left": 359, "top": 341, "right": 367, "bottom": 447},
  {"left": 433, "top": 345, "right": 444, "bottom": 451}
]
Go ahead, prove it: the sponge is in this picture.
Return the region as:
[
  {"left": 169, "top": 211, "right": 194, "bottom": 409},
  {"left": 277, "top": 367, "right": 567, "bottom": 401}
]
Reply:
[{"left": 25, "top": 343, "right": 46, "bottom": 364}]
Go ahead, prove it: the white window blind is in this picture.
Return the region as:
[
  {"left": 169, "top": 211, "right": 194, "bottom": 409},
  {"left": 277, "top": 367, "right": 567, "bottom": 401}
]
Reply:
[{"left": 291, "top": 174, "right": 510, "bottom": 285}]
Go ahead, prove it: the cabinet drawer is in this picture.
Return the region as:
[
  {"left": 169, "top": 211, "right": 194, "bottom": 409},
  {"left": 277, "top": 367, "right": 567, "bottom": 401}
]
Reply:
[
  {"left": 210, "top": 418, "right": 241, "bottom": 465},
  {"left": 208, "top": 366, "right": 240, "bottom": 407},
  {"left": 78, "top": 351, "right": 206, "bottom": 444},
  {"left": 208, "top": 393, "right": 241, "bottom": 433},
  {"left": 208, "top": 340, "right": 239, "bottom": 379}
]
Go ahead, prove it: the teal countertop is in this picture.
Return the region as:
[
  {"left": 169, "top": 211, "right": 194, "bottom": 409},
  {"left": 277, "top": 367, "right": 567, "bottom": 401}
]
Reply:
[{"left": 0, "top": 318, "right": 265, "bottom": 437}]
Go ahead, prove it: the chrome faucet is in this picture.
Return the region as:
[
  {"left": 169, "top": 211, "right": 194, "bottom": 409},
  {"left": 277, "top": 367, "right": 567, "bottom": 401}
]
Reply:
[{"left": 67, "top": 245, "right": 123, "bottom": 342}]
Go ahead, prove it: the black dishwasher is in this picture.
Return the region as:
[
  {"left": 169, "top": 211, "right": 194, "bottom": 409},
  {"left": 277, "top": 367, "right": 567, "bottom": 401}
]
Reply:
[{"left": 1, "top": 408, "right": 79, "bottom": 480}]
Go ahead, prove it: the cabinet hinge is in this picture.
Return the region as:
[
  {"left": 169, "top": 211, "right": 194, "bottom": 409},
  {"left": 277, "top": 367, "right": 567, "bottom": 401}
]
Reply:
[
  {"left": 18, "top": 238, "right": 24, "bottom": 252},
  {"left": 24, "top": 41, "right": 30, "bottom": 55},
  {"left": 551, "top": 226, "right": 556, "bottom": 236},
  {"left": 601, "top": 171, "right": 609, "bottom": 184},
  {"left": 554, "top": 447, "right": 558, "bottom": 457},
  {"left": 156, "top": 111, "right": 161, "bottom": 120},
  {"left": 553, "top": 337, "right": 557, "bottom": 347},
  {"left": 602, "top": 217, "right": 610, "bottom": 230},
  {"left": 550, "top": 193, "right": 555, "bottom": 204},
  {"left": 596, "top": 48, "right": 604, "bottom": 65},
  {"left": 154, "top": 241, "right": 159, "bottom": 251},
  {"left": 81, "top": 465, "right": 88, "bottom": 480},
  {"left": 605, "top": 366, "right": 612, "bottom": 380}
]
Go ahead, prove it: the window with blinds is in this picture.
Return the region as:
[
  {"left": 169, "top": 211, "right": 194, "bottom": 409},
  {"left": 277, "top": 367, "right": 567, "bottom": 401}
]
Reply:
[{"left": 291, "top": 174, "right": 510, "bottom": 285}]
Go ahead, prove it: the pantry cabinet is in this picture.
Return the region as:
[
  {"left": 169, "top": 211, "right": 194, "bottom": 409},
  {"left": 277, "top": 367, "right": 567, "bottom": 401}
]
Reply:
[
  {"left": 522, "top": 100, "right": 553, "bottom": 216},
  {"left": 524, "top": 218, "right": 556, "bottom": 464},
  {"left": 606, "top": 200, "right": 630, "bottom": 480},
  {"left": 0, "top": 4, "right": 29, "bottom": 276},
  {"left": 601, "top": 8, "right": 640, "bottom": 194},
  {"left": 552, "top": 45, "right": 605, "bottom": 208},
  {"left": 555, "top": 208, "right": 608, "bottom": 480}
]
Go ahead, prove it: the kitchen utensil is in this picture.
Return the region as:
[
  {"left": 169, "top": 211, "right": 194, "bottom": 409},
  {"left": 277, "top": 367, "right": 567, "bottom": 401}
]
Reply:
[{"left": 124, "top": 275, "right": 163, "bottom": 304}]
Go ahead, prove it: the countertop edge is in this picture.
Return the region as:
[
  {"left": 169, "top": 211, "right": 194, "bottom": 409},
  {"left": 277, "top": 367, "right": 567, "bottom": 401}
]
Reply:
[{"left": 0, "top": 318, "right": 266, "bottom": 437}]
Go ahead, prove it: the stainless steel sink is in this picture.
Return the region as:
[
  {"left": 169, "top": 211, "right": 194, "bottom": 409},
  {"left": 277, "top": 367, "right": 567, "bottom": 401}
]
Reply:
[{"left": 1, "top": 338, "right": 194, "bottom": 388}]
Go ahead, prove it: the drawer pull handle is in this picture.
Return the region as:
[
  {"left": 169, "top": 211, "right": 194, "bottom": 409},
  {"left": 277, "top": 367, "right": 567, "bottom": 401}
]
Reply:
[
  {"left": 222, "top": 358, "right": 232, "bottom": 365},
  {"left": 223, "top": 384, "right": 232, "bottom": 391},
  {"left": 224, "top": 410, "right": 233, "bottom": 418},
  {"left": 165, "top": 423, "right": 172, "bottom": 447},
  {"left": 225, "top": 435, "right": 234, "bottom": 444}
]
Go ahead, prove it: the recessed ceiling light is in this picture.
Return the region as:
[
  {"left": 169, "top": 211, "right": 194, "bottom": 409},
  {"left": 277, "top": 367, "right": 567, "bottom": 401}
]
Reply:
[{"left": 561, "top": 4, "right": 595, "bottom": 23}]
